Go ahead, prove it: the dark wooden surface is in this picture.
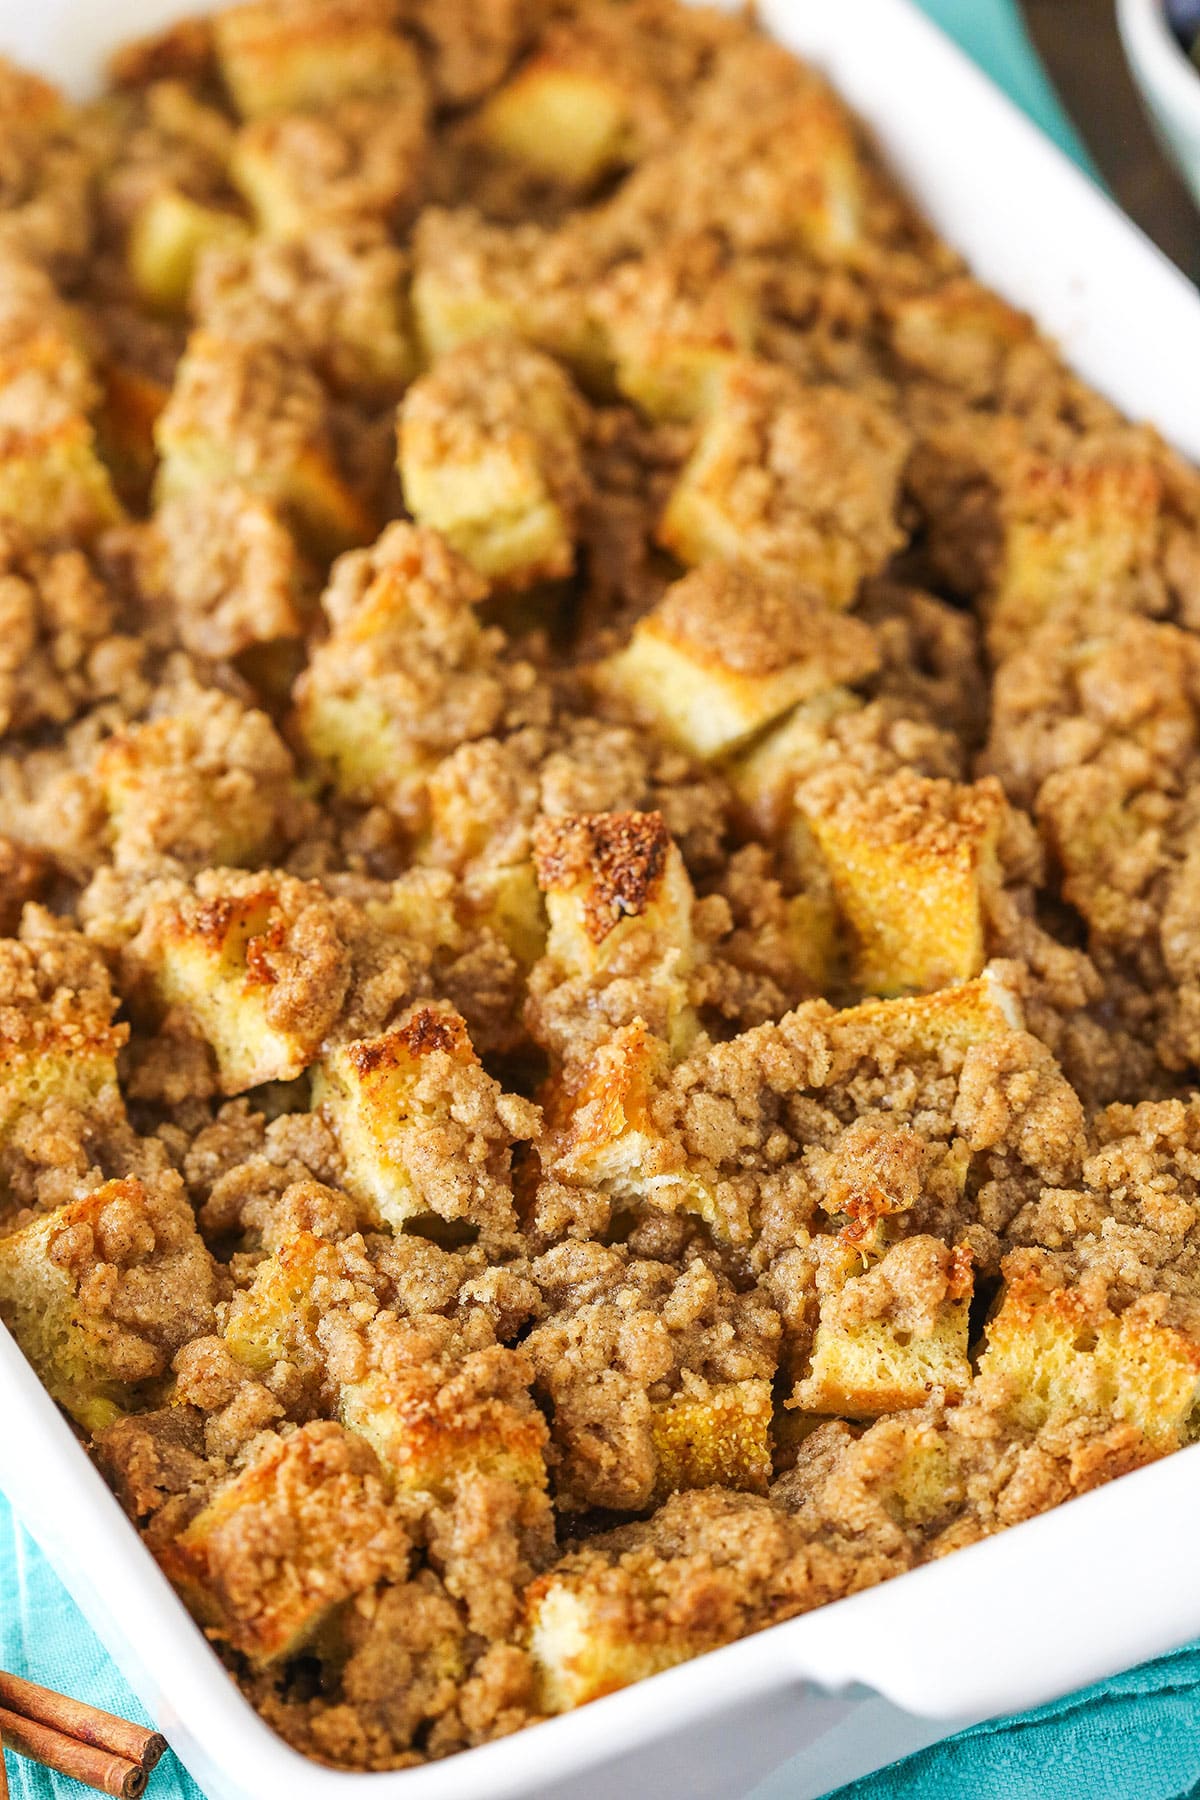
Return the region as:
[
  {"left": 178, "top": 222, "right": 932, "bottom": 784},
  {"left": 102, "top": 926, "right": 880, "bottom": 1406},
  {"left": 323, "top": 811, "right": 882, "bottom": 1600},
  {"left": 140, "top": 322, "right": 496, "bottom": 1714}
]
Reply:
[{"left": 1021, "top": 0, "right": 1200, "bottom": 280}]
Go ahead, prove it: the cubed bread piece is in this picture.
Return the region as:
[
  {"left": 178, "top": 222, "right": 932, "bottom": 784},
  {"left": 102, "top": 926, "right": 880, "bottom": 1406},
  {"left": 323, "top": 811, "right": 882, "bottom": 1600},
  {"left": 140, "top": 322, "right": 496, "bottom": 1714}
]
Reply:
[
  {"left": 126, "top": 188, "right": 250, "bottom": 314},
  {"left": 410, "top": 208, "right": 609, "bottom": 387},
  {"left": 597, "top": 565, "right": 878, "bottom": 759},
  {"left": 657, "top": 363, "right": 909, "bottom": 605},
  {"left": 730, "top": 82, "right": 866, "bottom": 262},
  {"left": 527, "top": 1244, "right": 779, "bottom": 1511},
  {"left": 791, "top": 1235, "right": 974, "bottom": 1417},
  {"left": 977, "top": 1250, "right": 1200, "bottom": 1451},
  {"left": 547, "top": 1020, "right": 721, "bottom": 1232},
  {"left": 0, "top": 1173, "right": 217, "bottom": 1430},
  {"left": 214, "top": 0, "right": 423, "bottom": 118},
  {"left": 649, "top": 1379, "right": 774, "bottom": 1500},
  {"left": 730, "top": 686, "right": 864, "bottom": 840},
  {"left": 293, "top": 521, "right": 513, "bottom": 827},
  {"left": 399, "top": 336, "right": 588, "bottom": 589},
  {"left": 591, "top": 236, "right": 758, "bottom": 422},
  {"left": 462, "top": 859, "right": 547, "bottom": 974},
  {"left": 94, "top": 80, "right": 235, "bottom": 241},
  {"left": 800, "top": 770, "right": 1008, "bottom": 996},
  {"left": 529, "top": 811, "right": 700, "bottom": 1062},
  {"left": 0, "top": 269, "right": 121, "bottom": 539},
  {"left": 192, "top": 224, "right": 413, "bottom": 399},
  {"left": 93, "top": 687, "right": 307, "bottom": 874},
  {"left": 885, "top": 279, "right": 1040, "bottom": 404},
  {"left": 533, "top": 810, "right": 694, "bottom": 983},
  {"left": 223, "top": 1230, "right": 371, "bottom": 1384},
  {"left": 829, "top": 966, "right": 1024, "bottom": 1063},
  {"left": 473, "top": 5, "right": 682, "bottom": 195},
  {"left": 229, "top": 92, "right": 427, "bottom": 237},
  {"left": 476, "top": 63, "right": 638, "bottom": 191},
  {"left": 603, "top": 57, "right": 867, "bottom": 265},
  {"left": 154, "top": 330, "right": 373, "bottom": 556},
  {"left": 0, "top": 416, "right": 122, "bottom": 544},
  {"left": 131, "top": 871, "right": 351, "bottom": 1094},
  {"left": 159, "top": 1421, "right": 410, "bottom": 1665},
  {"left": 526, "top": 1487, "right": 837, "bottom": 1714},
  {"left": 526, "top": 1573, "right": 708, "bottom": 1713},
  {"left": 988, "top": 449, "right": 1168, "bottom": 658},
  {"left": 337, "top": 1312, "right": 549, "bottom": 1502},
  {"left": 312, "top": 1004, "right": 535, "bottom": 1238},
  {"left": 0, "top": 905, "right": 126, "bottom": 1144}
]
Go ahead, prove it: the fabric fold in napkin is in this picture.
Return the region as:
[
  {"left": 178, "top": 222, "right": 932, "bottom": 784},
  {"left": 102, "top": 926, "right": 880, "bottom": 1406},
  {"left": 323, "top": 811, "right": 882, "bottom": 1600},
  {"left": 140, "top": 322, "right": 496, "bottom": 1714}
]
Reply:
[
  {"left": 822, "top": 1645, "right": 1200, "bottom": 1800},
  {"left": 0, "top": 6, "right": 1167, "bottom": 1800}
]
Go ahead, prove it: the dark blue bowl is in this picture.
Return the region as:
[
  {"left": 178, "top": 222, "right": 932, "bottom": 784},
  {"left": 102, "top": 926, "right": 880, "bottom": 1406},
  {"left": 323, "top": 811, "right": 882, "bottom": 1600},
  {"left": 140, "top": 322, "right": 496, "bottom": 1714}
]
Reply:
[{"left": 1165, "top": 0, "right": 1200, "bottom": 51}]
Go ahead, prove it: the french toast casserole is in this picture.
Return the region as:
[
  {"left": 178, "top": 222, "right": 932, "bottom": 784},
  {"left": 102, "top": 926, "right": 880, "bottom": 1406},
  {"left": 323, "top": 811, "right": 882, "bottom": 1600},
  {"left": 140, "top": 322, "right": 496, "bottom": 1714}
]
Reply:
[{"left": 1, "top": 0, "right": 1200, "bottom": 1770}]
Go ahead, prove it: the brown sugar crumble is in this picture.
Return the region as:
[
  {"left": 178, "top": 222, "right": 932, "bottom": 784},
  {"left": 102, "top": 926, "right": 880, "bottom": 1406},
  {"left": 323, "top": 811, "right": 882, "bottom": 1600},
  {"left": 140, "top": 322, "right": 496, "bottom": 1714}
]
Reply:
[{"left": 1, "top": 0, "right": 1200, "bottom": 1773}]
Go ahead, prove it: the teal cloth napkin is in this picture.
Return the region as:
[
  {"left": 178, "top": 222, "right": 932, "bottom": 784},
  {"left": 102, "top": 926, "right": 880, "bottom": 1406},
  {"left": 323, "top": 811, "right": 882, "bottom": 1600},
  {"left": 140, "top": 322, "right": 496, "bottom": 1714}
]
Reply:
[{"left": 0, "top": 8, "right": 1157, "bottom": 1800}]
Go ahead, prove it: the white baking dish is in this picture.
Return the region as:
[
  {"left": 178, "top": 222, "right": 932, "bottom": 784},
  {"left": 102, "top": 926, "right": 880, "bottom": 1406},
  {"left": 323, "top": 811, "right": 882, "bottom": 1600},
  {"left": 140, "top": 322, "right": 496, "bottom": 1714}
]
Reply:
[{"left": 4, "top": 4, "right": 1200, "bottom": 1797}]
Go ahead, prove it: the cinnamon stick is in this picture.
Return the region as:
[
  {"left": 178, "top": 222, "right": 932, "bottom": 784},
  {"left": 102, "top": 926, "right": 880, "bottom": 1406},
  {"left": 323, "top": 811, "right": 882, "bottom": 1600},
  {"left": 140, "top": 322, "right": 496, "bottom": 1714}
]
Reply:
[
  {"left": 0, "top": 1672, "right": 165, "bottom": 1770},
  {"left": 0, "top": 1705, "right": 146, "bottom": 1798}
]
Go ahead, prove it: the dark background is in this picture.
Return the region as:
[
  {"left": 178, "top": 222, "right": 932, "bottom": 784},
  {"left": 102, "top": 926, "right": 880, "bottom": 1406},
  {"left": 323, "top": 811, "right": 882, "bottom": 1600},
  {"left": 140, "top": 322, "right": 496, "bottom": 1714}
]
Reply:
[{"left": 1021, "top": 0, "right": 1200, "bottom": 279}]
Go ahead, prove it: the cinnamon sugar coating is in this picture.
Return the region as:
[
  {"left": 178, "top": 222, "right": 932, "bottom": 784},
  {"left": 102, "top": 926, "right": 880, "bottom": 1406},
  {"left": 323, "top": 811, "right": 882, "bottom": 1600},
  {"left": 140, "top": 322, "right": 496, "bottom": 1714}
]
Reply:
[{"left": 0, "top": 0, "right": 1199, "bottom": 1774}]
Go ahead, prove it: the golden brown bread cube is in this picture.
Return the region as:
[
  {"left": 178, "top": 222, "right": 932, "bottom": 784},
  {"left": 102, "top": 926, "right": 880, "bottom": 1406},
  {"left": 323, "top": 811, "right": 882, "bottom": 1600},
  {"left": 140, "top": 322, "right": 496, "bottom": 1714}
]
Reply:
[
  {"left": 545, "top": 969, "right": 1023, "bottom": 1250},
  {"left": 0, "top": 261, "right": 121, "bottom": 541},
  {"left": 988, "top": 446, "right": 1170, "bottom": 659},
  {"left": 129, "top": 870, "right": 351, "bottom": 1094},
  {"left": 222, "top": 1229, "right": 355, "bottom": 1382},
  {"left": 829, "top": 966, "right": 1023, "bottom": 1061},
  {"left": 191, "top": 223, "right": 413, "bottom": 399},
  {"left": 800, "top": 770, "right": 1008, "bottom": 997},
  {"left": 791, "top": 1235, "right": 974, "bottom": 1417},
  {"left": 597, "top": 564, "right": 879, "bottom": 760},
  {"left": 312, "top": 1004, "right": 537, "bottom": 1238},
  {"left": 228, "top": 89, "right": 427, "bottom": 238},
  {"left": 885, "top": 278, "right": 1042, "bottom": 405},
  {"left": 0, "top": 417, "right": 122, "bottom": 545},
  {"left": 657, "top": 362, "right": 909, "bottom": 606},
  {"left": 602, "top": 54, "right": 869, "bottom": 266},
  {"left": 337, "top": 1312, "right": 550, "bottom": 1503},
  {"left": 410, "top": 208, "right": 610, "bottom": 386},
  {"left": 0, "top": 60, "right": 94, "bottom": 278},
  {"left": 159, "top": 1421, "right": 410, "bottom": 1665},
  {"left": 213, "top": 0, "right": 423, "bottom": 119},
  {"left": 471, "top": 5, "right": 686, "bottom": 197},
  {"left": 525, "top": 1486, "right": 847, "bottom": 1714},
  {"left": 398, "top": 336, "right": 588, "bottom": 589},
  {"left": 526, "top": 1242, "right": 779, "bottom": 1511},
  {"left": 126, "top": 188, "right": 250, "bottom": 314},
  {"left": 591, "top": 235, "right": 759, "bottom": 422},
  {"left": 0, "top": 1173, "right": 217, "bottom": 1431},
  {"left": 648, "top": 1380, "right": 774, "bottom": 1501},
  {"left": 293, "top": 521, "right": 510, "bottom": 828},
  {"left": 545, "top": 1018, "right": 722, "bottom": 1231},
  {"left": 93, "top": 686, "right": 307, "bottom": 874},
  {"left": 122, "top": 484, "right": 306, "bottom": 662},
  {"left": 529, "top": 810, "right": 701, "bottom": 1063},
  {"left": 977, "top": 1249, "right": 1200, "bottom": 1452},
  {"left": 153, "top": 330, "right": 373, "bottom": 556}
]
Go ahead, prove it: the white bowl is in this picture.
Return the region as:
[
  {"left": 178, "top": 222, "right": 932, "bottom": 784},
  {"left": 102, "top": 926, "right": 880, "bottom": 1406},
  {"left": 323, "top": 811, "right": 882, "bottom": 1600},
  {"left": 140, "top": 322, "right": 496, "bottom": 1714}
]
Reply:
[{"left": 1118, "top": 0, "right": 1200, "bottom": 207}]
